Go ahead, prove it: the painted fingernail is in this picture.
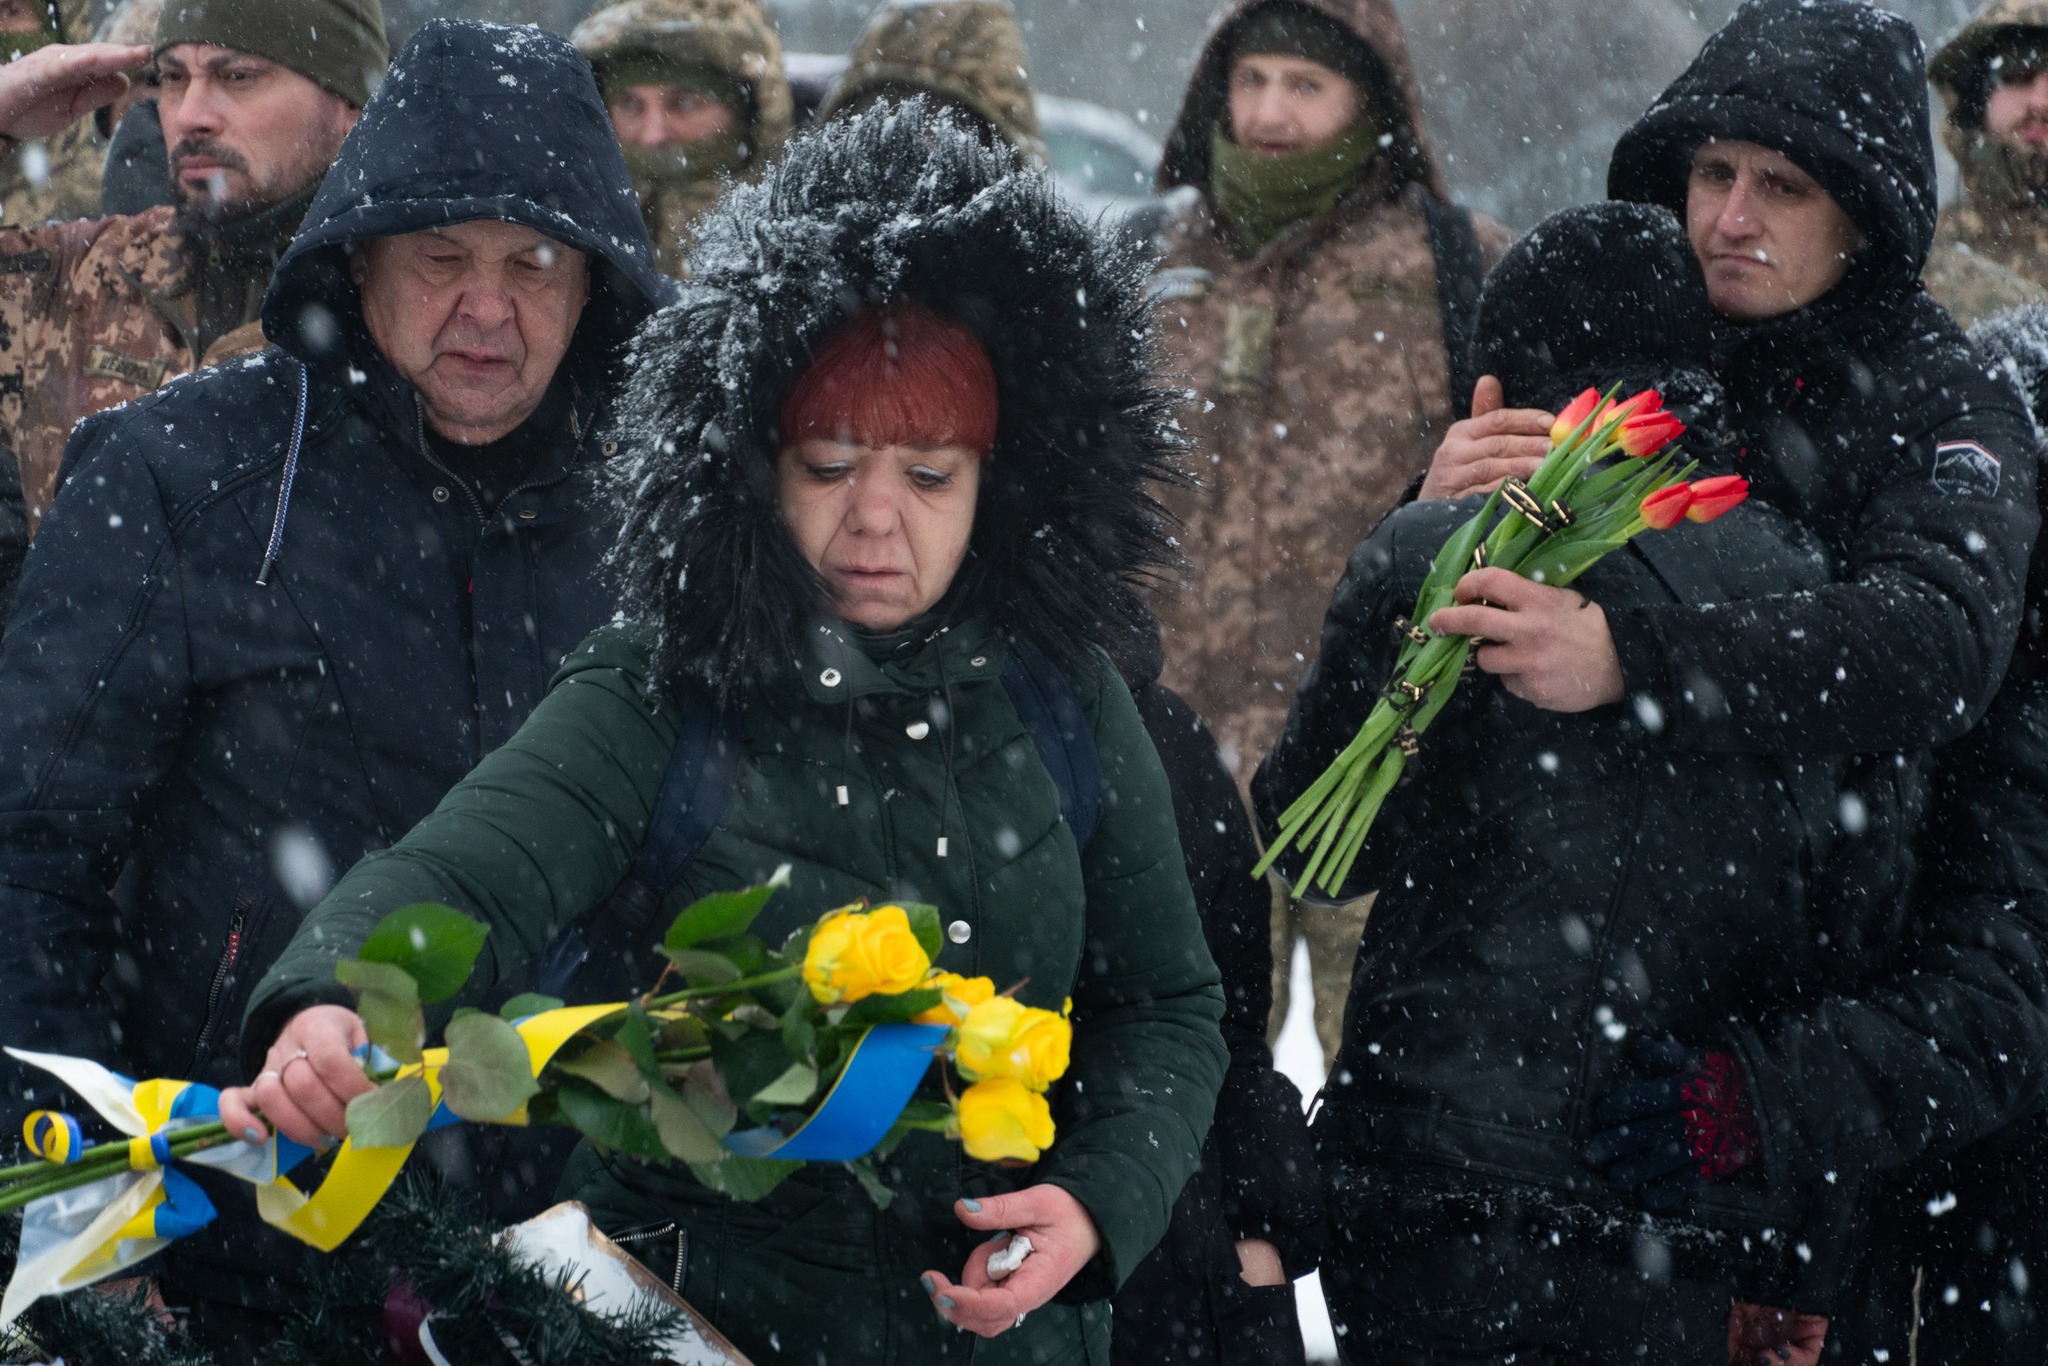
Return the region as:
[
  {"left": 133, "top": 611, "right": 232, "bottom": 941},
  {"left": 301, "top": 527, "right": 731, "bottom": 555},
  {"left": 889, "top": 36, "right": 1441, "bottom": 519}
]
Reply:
[
  {"left": 986, "top": 1229, "right": 1011, "bottom": 1243},
  {"left": 960, "top": 1197, "right": 982, "bottom": 1212},
  {"left": 937, "top": 1296, "right": 955, "bottom": 1311},
  {"left": 920, "top": 1275, "right": 936, "bottom": 1296},
  {"left": 241, "top": 1126, "right": 265, "bottom": 1143}
]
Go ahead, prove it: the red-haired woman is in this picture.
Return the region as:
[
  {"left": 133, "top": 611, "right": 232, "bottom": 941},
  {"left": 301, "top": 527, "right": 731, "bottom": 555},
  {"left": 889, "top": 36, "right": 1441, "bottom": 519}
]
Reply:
[{"left": 224, "top": 104, "right": 1227, "bottom": 1363}]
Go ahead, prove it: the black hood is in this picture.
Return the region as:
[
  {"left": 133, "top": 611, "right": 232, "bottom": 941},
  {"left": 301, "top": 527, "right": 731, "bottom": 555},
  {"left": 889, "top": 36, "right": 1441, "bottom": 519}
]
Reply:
[
  {"left": 262, "top": 19, "right": 676, "bottom": 372},
  {"left": 1607, "top": 0, "right": 1938, "bottom": 293},
  {"left": 608, "top": 98, "right": 1185, "bottom": 695}
]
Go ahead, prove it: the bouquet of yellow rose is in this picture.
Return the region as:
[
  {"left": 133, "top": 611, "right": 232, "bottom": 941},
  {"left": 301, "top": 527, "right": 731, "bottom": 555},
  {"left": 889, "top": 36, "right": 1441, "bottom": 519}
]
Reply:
[{"left": 0, "top": 875, "right": 1073, "bottom": 1229}]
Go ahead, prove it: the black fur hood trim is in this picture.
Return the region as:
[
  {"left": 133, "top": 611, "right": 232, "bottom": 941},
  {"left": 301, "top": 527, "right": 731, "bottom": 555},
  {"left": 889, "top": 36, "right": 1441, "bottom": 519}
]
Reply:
[{"left": 606, "top": 99, "right": 1186, "bottom": 695}]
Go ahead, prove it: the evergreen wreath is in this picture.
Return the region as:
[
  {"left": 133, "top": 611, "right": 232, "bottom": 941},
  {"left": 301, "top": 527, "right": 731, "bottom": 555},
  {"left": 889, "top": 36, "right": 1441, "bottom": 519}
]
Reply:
[{"left": 2, "top": 1177, "right": 687, "bottom": 1366}]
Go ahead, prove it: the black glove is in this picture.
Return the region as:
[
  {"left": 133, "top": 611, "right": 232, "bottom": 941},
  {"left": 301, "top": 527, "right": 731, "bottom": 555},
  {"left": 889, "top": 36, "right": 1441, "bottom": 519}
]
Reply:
[{"left": 1587, "top": 1036, "right": 1759, "bottom": 1211}]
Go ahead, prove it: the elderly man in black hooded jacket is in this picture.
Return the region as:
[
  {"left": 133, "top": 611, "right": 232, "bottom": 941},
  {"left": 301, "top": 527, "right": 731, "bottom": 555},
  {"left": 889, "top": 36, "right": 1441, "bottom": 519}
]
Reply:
[
  {"left": 1257, "top": 1, "right": 2042, "bottom": 1360},
  {"left": 0, "top": 20, "right": 672, "bottom": 1360}
]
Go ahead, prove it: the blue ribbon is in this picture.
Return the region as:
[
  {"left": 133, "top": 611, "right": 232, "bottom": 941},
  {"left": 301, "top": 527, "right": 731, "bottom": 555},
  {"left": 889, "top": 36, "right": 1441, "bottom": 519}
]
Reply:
[{"left": 725, "top": 1023, "right": 946, "bottom": 1161}]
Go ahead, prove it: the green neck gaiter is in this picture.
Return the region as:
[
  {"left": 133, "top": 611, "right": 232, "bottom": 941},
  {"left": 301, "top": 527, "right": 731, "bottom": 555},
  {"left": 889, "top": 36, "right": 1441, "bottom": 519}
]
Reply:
[
  {"left": 621, "top": 131, "right": 751, "bottom": 191},
  {"left": 1209, "top": 118, "right": 1379, "bottom": 253},
  {"left": 1960, "top": 131, "right": 2048, "bottom": 212}
]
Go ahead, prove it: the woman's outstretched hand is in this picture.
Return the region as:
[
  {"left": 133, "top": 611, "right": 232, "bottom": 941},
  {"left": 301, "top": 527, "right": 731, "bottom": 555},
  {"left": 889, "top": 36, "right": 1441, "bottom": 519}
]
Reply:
[
  {"left": 921, "top": 1185, "right": 1102, "bottom": 1337},
  {"left": 218, "top": 1005, "right": 376, "bottom": 1149}
]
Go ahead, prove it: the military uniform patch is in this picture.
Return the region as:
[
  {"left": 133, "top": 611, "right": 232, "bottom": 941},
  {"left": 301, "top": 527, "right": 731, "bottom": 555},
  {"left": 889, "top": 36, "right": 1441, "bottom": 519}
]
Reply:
[
  {"left": 84, "top": 346, "right": 168, "bottom": 391},
  {"left": 1931, "top": 439, "right": 2002, "bottom": 497}
]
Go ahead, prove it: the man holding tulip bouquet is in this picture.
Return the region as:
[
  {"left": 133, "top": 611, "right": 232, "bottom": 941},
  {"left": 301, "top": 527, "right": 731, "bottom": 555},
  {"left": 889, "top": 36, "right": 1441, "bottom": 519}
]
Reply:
[{"left": 1259, "top": 1, "right": 2043, "bottom": 1361}]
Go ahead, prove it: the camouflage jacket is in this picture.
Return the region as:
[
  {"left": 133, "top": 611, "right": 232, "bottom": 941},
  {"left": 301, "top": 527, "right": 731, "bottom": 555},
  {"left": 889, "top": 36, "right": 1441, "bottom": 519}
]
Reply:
[
  {"left": 572, "top": 0, "right": 793, "bottom": 278},
  {"left": 0, "top": 207, "right": 267, "bottom": 530},
  {"left": 1148, "top": 0, "right": 1509, "bottom": 782},
  {"left": 817, "top": 0, "right": 1048, "bottom": 166}
]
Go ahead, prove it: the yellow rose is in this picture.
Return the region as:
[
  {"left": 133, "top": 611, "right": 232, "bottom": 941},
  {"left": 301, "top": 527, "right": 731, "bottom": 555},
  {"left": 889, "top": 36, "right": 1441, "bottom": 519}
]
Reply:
[
  {"left": 952, "top": 996, "right": 1072, "bottom": 1092},
  {"left": 911, "top": 972, "right": 998, "bottom": 1025},
  {"left": 955, "top": 1078, "right": 1056, "bottom": 1164},
  {"left": 802, "top": 904, "right": 932, "bottom": 1005}
]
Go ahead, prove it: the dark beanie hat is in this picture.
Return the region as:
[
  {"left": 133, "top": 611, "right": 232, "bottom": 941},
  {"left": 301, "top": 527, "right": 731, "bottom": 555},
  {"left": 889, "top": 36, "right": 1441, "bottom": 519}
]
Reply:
[
  {"left": 1228, "top": 2, "right": 1379, "bottom": 89},
  {"left": 1472, "top": 201, "right": 1726, "bottom": 440},
  {"left": 156, "top": 0, "right": 390, "bottom": 109}
]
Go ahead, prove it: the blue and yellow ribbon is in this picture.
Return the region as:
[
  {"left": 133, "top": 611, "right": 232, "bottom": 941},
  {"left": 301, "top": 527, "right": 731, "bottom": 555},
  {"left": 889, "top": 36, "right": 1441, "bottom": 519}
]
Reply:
[{"left": 2, "top": 1005, "right": 946, "bottom": 1321}]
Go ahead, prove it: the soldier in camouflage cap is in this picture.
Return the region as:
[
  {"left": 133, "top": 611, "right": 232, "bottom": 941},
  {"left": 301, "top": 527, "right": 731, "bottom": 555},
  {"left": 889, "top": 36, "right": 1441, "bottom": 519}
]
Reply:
[
  {"left": 573, "top": 0, "right": 792, "bottom": 279},
  {"left": 816, "top": 0, "right": 1048, "bottom": 167},
  {"left": 0, "top": 0, "right": 385, "bottom": 566},
  {"left": 1926, "top": 0, "right": 2048, "bottom": 325},
  {"left": 1150, "top": 0, "right": 1508, "bottom": 1063},
  {"left": 0, "top": 0, "right": 107, "bottom": 229}
]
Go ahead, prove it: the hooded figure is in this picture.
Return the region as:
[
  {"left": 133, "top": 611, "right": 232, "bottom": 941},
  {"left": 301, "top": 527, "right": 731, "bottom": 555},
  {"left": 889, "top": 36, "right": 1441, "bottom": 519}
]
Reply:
[
  {"left": 239, "top": 100, "right": 1226, "bottom": 1366},
  {"left": 0, "top": 20, "right": 668, "bottom": 1359},
  {"left": 572, "top": 0, "right": 794, "bottom": 280},
  {"left": 816, "top": 0, "right": 1049, "bottom": 167},
  {"left": 1147, "top": 0, "right": 1511, "bottom": 1066},
  {"left": 1926, "top": 0, "right": 2048, "bottom": 325},
  {"left": 1256, "top": 199, "right": 1852, "bottom": 1360}
]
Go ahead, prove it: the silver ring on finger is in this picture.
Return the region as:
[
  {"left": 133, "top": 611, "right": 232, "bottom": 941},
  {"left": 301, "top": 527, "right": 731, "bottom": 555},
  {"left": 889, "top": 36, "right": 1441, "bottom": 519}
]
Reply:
[{"left": 1014, "top": 1313, "right": 1027, "bottom": 1328}]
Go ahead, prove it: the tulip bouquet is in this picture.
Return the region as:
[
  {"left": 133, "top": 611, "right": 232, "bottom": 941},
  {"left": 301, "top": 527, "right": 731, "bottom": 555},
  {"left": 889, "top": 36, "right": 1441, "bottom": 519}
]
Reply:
[
  {"left": 1253, "top": 387, "right": 1750, "bottom": 897},
  {"left": 0, "top": 876, "right": 1074, "bottom": 1234}
]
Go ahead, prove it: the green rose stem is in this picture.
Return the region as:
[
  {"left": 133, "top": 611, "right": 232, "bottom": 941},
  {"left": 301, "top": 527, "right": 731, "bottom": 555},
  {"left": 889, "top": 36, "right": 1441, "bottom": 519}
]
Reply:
[
  {"left": 0, "top": 1123, "right": 240, "bottom": 1214},
  {"left": 646, "top": 965, "right": 801, "bottom": 1009}
]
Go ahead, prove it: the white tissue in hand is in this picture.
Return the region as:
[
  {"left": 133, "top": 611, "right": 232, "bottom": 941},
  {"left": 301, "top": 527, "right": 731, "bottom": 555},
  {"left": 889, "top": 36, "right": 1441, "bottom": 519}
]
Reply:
[{"left": 987, "top": 1234, "right": 1034, "bottom": 1281}]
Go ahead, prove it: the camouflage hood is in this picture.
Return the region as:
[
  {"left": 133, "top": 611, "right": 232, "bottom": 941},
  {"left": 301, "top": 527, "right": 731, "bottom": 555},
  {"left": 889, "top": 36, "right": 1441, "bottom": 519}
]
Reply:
[
  {"left": 815, "top": 0, "right": 1047, "bottom": 166},
  {"left": 570, "top": 0, "right": 794, "bottom": 159},
  {"left": 1931, "top": 0, "right": 2048, "bottom": 115},
  {"left": 1929, "top": 0, "right": 2048, "bottom": 206},
  {"left": 1158, "top": 0, "right": 1447, "bottom": 200}
]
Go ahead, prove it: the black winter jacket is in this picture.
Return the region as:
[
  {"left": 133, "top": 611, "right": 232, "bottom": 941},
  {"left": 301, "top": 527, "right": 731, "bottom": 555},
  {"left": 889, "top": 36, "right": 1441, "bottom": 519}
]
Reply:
[
  {"left": 1258, "top": 498, "right": 1848, "bottom": 1266},
  {"left": 1112, "top": 624, "right": 1318, "bottom": 1366},
  {"left": 0, "top": 19, "right": 669, "bottom": 1309}
]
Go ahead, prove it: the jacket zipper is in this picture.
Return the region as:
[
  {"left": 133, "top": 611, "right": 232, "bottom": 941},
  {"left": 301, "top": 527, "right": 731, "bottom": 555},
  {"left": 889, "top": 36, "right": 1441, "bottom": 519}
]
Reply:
[
  {"left": 612, "top": 1221, "right": 687, "bottom": 1294},
  {"left": 189, "top": 894, "right": 250, "bottom": 1075}
]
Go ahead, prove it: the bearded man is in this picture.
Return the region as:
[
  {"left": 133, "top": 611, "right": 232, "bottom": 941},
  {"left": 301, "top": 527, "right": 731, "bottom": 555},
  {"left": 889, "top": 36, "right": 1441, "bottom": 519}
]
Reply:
[{"left": 0, "top": 0, "right": 386, "bottom": 543}]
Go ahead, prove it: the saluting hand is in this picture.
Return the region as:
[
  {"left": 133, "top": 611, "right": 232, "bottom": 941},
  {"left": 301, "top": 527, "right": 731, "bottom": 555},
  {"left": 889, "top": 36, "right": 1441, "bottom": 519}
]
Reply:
[
  {"left": 1429, "top": 568, "right": 1625, "bottom": 713},
  {"left": 1418, "top": 375, "right": 1555, "bottom": 502},
  {"left": 0, "top": 43, "right": 150, "bottom": 144}
]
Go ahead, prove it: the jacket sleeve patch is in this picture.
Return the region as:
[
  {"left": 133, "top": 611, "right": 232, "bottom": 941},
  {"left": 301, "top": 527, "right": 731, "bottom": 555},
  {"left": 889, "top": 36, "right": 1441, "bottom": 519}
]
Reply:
[{"left": 1931, "top": 440, "right": 2002, "bottom": 498}]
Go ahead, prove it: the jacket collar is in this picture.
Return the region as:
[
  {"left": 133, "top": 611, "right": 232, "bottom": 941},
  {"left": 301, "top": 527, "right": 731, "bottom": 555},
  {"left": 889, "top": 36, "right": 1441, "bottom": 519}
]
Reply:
[{"left": 796, "top": 614, "right": 1005, "bottom": 704}]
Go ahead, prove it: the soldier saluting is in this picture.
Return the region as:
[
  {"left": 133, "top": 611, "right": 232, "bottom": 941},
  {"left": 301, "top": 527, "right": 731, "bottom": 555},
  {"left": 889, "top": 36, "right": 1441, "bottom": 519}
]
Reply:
[{"left": 0, "top": 0, "right": 385, "bottom": 566}]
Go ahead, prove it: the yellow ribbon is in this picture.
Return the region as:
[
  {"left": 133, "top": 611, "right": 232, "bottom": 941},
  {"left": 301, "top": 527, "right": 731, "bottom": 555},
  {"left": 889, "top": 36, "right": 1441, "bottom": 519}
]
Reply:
[{"left": 258, "top": 1003, "right": 625, "bottom": 1253}]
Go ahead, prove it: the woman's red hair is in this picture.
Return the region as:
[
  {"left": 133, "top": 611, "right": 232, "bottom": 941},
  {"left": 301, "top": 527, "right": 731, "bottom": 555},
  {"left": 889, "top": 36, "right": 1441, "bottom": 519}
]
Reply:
[{"left": 780, "top": 301, "right": 999, "bottom": 453}]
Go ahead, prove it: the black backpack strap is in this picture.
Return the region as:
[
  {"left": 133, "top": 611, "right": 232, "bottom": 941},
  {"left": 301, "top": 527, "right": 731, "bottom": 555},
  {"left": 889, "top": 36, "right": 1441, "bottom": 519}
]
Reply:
[
  {"left": 1423, "top": 192, "right": 1485, "bottom": 414},
  {"left": 536, "top": 687, "right": 742, "bottom": 998},
  {"left": 1001, "top": 641, "right": 1105, "bottom": 852}
]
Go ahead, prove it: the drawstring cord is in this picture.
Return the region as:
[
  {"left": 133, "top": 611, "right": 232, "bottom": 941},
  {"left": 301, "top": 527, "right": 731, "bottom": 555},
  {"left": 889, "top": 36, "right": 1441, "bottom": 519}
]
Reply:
[{"left": 254, "top": 362, "right": 310, "bottom": 587}]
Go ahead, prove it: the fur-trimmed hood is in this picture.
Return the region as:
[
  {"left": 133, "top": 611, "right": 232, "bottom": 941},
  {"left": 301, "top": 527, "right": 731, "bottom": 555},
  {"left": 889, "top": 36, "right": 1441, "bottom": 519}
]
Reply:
[{"left": 608, "top": 99, "right": 1184, "bottom": 695}]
